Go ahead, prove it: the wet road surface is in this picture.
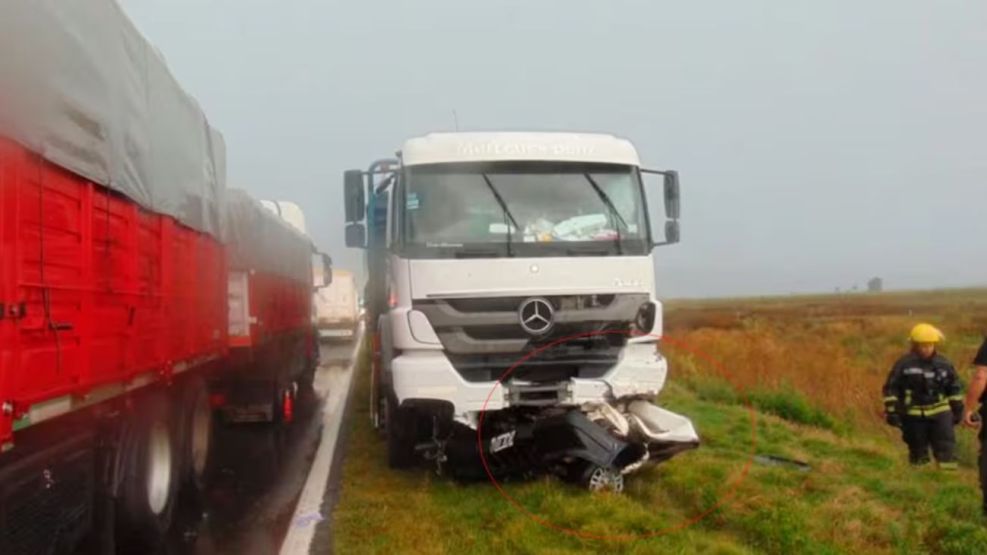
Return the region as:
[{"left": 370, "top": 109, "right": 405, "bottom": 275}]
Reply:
[{"left": 162, "top": 341, "right": 357, "bottom": 555}]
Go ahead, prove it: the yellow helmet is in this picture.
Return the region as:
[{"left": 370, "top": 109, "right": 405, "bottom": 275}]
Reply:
[{"left": 909, "top": 323, "right": 945, "bottom": 344}]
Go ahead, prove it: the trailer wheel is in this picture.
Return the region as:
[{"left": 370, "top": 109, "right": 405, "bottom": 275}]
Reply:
[
  {"left": 117, "top": 392, "right": 178, "bottom": 549},
  {"left": 385, "top": 393, "right": 417, "bottom": 469},
  {"left": 294, "top": 367, "right": 316, "bottom": 413},
  {"left": 178, "top": 377, "right": 214, "bottom": 499}
]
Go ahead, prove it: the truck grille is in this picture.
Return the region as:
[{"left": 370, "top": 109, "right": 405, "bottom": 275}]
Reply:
[
  {"left": 446, "top": 341, "right": 622, "bottom": 382},
  {"left": 414, "top": 294, "right": 649, "bottom": 383}
]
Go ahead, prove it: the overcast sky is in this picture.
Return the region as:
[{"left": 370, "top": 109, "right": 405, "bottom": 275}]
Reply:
[{"left": 120, "top": 0, "right": 986, "bottom": 298}]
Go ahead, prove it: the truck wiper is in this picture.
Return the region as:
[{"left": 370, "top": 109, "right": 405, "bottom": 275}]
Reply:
[
  {"left": 583, "top": 174, "right": 627, "bottom": 254},
  {"left": 481, "top": 173, "right": 520, "bottom": 257}
]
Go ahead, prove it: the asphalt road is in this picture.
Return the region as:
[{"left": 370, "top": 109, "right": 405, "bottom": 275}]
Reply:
[{"left": 161, "top": 341, "right": 357, "bottom": 555}]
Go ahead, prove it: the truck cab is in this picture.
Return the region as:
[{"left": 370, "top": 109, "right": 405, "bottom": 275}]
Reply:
[{"left": 343, "top": 132, "right": 697, "bottom": 490}]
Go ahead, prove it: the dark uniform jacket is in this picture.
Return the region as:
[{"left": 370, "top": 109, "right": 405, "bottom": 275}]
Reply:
[
  {"left": 976, "top": 339, "right": 987, "bottom": 413},
  {"left": 882, "top": 352, "right": 963, "bottom": 418}
]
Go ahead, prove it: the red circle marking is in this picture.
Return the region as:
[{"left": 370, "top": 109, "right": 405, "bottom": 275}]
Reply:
[{"left": 476, "top": 330, "right": 759, "bottom": 542}]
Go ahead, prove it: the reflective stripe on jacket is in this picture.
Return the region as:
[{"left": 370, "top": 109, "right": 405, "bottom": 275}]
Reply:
[{"left": 882, "top": 352, "right": 963, "bottom": 419}]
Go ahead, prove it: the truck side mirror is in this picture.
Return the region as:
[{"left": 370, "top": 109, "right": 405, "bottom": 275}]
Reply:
[
  {"left": 344, "top": 170, "right": 366, "bottom": 222},
  {"left": 345, "top": 223, "right": 366, "bottom": 249},
  {"left": 319, "top": 253, "right": 333, "bottom": 287},
  {"left": 664, "top": 220, "right": 680, "bottom": 245},
  {"left": 663, "top": 171, "right": 680, "bottom": 220}
]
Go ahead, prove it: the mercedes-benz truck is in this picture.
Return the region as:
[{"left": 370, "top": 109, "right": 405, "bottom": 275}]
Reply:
[{"left": 342, "top": 132, "right": 698, "bottom": 492}]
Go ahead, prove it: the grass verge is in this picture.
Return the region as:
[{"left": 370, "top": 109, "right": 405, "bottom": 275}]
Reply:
[{"left": 332, "top": 290, "right": 987, "bottom": 554}]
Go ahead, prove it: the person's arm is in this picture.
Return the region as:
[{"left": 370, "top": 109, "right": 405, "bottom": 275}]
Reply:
[
  {"left": 963, "top": 339, "right": 987, "bottom": 428},
  {"left": 945, "top": 362, "right": 965, "bottom": 424},
  {"left": 882, "top": 360, "right": 904, "bottom": 426}
]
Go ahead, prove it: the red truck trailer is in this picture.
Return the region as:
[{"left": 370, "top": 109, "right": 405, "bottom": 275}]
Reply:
[
  {"left": 220, "top": 189, "right": 325, "bottom": 425},
  {"left": 0, "top": 2, "right": 327, "bottom": 552}
]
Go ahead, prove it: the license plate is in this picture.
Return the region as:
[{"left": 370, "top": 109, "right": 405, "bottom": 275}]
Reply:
[{"left": 489, "top": 431, "right": 516, "bottom": 453}]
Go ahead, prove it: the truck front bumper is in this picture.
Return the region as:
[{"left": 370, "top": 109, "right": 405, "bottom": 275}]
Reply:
[{"left": 390, "top": 343, "right": 669, "bottom": 427}]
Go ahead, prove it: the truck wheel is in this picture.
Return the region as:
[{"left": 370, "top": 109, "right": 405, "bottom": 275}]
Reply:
[
  {"left": 117, "top": 392, "right": 178, "bottom": 549},
  {"left": 370, "top": 327, "right": 388, "bottom": 435},
  {"left": 385, "top": 393, "right": 417, "bottom": 469},
  {"left": 296, "top": 364, "right": 317, "bottom": 410},
  {"left": 370, "top": 362, "right": 385, "bottom": 433},
  {"left": 178, "top": 377, "right": 214, "bottom": 500}
]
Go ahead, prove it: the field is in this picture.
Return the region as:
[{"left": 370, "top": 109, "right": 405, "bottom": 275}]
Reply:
[{"left": 331, "top": 289, "right": 987, "bottom": 554}]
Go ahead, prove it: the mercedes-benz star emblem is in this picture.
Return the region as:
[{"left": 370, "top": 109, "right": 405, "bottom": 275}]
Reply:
[{"left": 518, "top": 297, "right": 554, "bottom": 336}]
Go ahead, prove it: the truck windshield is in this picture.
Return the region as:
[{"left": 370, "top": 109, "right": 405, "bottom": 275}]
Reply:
[{"left": 401, "top": 162, "right": 650, "bottom": 257}]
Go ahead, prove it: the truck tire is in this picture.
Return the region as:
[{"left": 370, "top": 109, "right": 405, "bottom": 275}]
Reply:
[
  {"left": 116, "top": 391, "right": 178, "bottom": 550},
  {"left": 371, "top": 317, "right": 392, "bottom": 435},
  {"left": 373, "top": 373, "right": 387, "bottom": 435},
  {"left": 370, "top": 355, "right": 385, "bottom": 434},
  {"left": 385, "top": 393, "right": 417, "bottom": 469},
  {"left": 177, "top": 377, "right": 214, "bottom": 501},
  {"left": 264, "top": 382, "right": 291, "bottom": 470},
  {"left": 297, "top": 353, "right": 317, "bottom": 411}
]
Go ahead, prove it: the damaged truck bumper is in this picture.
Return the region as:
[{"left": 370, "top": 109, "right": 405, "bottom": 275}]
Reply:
[
  {"left": 391, "top": 343, "right": 673, "bottom": 421},
  {"left": 391, "top": 344, "right": 699, "bottom": 487}
]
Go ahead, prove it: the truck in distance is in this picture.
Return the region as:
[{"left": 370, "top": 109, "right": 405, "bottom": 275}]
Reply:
[
  {"left": 314, "top": 269, "right": 360, "bottom": 340},
  {"left": 342, "top": 132, "right": 699, "bottom": 492}
]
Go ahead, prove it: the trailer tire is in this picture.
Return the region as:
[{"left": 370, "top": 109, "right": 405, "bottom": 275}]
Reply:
[
  {"left": 385, "top": 393, "right": 417, "bottom": 469},
  {"left": 116, "top": 392, "right": 178, "bottom": 549},
  {"left": 178, "top": 377, "right": 214, "bottom": 500}
]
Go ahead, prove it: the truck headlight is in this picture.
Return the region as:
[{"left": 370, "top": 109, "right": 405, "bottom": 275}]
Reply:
[{"left": 634, "top": 302, "right": 656, "bottom": 335}]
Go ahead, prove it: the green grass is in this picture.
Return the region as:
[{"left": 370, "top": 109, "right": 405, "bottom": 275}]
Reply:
[
  {"left": 676, "top": 368, "right": 840, "bottom": 433},
  {"left": 331, "top": 357, "right": 987, "bottom": 554},
  {"left": 330, "top": 289, "right": 987, "bottom": 554}
]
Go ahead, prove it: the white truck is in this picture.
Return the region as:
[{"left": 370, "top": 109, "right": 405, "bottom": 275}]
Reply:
[
  {"left": 343, "top": 132, "right": 698, "bottom": 491},
  {"left": 314, "top": 269, "right": 360, "bottom": 340}
]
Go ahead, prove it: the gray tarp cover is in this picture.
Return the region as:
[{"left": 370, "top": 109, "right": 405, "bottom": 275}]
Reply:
[
  {"left": 225, "top": 189, "right": 313, "bottom": 286},
  {"left": 0, "top": 0, "right": 225, "bottom": 238}
]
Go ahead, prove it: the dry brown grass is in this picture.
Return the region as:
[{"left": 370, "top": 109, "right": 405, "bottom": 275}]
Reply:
[{"left": 665, "top": 288, "right": 987, "bottom": 428}]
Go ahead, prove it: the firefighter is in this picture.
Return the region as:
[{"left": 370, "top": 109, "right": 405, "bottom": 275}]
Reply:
[
  {"left": 962, "top": 337, "right": 987, "bottom": 515},
  {"left": 882, "top": 323, "right": 963, "bottom": 469}
]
